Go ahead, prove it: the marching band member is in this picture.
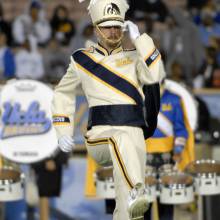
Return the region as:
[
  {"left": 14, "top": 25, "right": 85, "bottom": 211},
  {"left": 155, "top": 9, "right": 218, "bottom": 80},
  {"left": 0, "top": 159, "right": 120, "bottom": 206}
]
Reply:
[
  {"left": 51, "top": 0, "right": 164, "bottom": 219},
  {"left": 144, "top": 75, "right": 195, "bottom": 220}
]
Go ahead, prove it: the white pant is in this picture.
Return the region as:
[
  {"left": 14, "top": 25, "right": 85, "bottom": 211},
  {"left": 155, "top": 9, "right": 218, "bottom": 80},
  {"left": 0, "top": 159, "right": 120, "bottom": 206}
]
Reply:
[{"left": 85, "top": 126, "right": 146, "bottom": 220}]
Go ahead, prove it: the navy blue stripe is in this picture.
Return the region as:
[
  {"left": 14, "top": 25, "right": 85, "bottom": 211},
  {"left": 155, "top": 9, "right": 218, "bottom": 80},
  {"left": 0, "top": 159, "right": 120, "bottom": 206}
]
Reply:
[
  {"left": 73, "top": 51, "right": 143, "bottom": 106},
  {"left": 87, "top": 104, "right": 146, "bottom": 130},
  {"left": 145, "top": 49, "right": 160, "bottom": 67},
  {"left": 95, "top": 48, "right": 106, "bottom": 56},
  {"left": 53, "top": 116, "right": 70, "bottom": 123}
]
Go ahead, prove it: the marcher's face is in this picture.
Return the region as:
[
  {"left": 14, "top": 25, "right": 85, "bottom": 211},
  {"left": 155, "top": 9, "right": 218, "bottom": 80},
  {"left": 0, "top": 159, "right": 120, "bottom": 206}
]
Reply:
[
  {"left": 96, "top": 26, "right": 123, "bottom": 48},
  {"left": 30, "top": 8, "right": 39, "bottom": 22},
  {"left": 57, "top": 8, "right": 66, "bottom": 19}
]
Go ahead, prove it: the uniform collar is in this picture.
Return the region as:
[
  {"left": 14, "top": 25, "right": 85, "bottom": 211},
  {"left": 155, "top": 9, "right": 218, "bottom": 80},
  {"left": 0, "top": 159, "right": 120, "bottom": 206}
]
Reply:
[{"left": 95, "top": 43, "right": 123, "bottom": 56}]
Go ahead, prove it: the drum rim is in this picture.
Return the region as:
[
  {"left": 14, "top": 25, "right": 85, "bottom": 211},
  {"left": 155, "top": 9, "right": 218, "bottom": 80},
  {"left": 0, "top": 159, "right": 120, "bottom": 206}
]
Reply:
[
  {"left": 185, "top": 159, "right": 220, "bottom": 175},
  {"left": 160, "top": 172, "right": 194, "bottom": 188},
  {"left": 145, "top": 165, "right": 157, "bottom": 176},
  {"left": 0, "top": 167, "right": 21, "bottom": 182},
  {"left": 161, "top": 183, "right": 193, "bottom": 189},
  {"left": 95, "top": 166, "right": 114, "bottom": 181},
  {"left": 194, "top": 159, "right": 220, "bottom": 164},
  {"left": 145, "top": 175, "right": 157, "bottom": 186}
]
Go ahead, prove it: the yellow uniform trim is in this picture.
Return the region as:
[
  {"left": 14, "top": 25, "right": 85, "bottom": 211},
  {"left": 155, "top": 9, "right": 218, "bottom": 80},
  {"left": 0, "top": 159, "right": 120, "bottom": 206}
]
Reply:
[
  {"left": 52, "top": 114, "right": 69, "bottom": 118},
  {"left": 144, "top": 47, "right": 156, "bottom": 62},
  {"left": 96, "top": 44, "right": 109, "bottom": 56},
  {"left": 110, "top": 137, "right": 134, "bottom": 189},
  {"left": 146, "top": 137, "right": 174, "bottom": 153},
  {"left": 149, "top": 54, "right": 161, "bottom": 69},
  {"left": 178, "top": 100, "right": 195, "bottom": 170},
  {"left": 53, "top": 122, "right": 70, "bottom": 126},
  {"left": 86, "top": 140, "right": 109, "bottom": 146},
  {"left": 83, "top": 51, "right": 140, "bottom": 90},
  {"left": 102, "top": 63, "right": 140, "bottom": 90},
  {"left": 85, "top": 136, "right": 134, "bottom": 196},
  {"left": 112, "top": 46, "right": 123, "bottom": 54},
  {"left": 76, "top": 62, "right": 136, "bottom": 104},
  {"left": 96, "top": 44, "right": 123, "bottom": 55},
  {"left": 0, "top": 156, "right": 2, "bottom": 169}
]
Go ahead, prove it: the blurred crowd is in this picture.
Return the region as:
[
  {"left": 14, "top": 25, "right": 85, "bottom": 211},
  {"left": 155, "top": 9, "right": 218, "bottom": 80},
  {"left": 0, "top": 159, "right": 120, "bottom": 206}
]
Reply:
[{"left": 1, "top": 0, "right": 220, "bottom": 88}]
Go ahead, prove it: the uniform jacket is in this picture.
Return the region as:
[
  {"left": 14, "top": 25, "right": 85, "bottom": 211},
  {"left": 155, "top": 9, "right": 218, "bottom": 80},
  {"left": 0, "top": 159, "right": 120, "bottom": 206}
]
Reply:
[{"left": 52, "top": 33, "right": 162, "bottom": 139}]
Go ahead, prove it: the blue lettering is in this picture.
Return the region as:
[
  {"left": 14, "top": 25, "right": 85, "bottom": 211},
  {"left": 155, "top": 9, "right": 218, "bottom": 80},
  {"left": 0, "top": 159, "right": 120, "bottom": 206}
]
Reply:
[{"left": 0, "top": 101, "right": 51, "bottom": 139}]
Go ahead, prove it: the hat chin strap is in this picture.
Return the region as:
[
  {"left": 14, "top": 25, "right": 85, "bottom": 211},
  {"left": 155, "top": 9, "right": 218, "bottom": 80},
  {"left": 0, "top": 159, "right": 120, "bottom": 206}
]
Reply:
[{"left": 96, "top": 25, "right": 123, "bottom": 45}]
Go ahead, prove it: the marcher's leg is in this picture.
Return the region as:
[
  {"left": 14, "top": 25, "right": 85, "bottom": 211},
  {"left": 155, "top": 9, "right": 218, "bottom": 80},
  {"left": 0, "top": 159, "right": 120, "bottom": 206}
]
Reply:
[
  {"left": 111, "top": 128, "right": 146, "bottom": 188},
  {"left": 85, "top": 126, "right": 148, "bottom": 219},
  {"left": 112, "top": 161, "right": 148, "bottom": 220},
  {"left": 109, "top": 128, "right": 148, "bottom": 219},
  {"left": 112, "top": 166, "right": 130, "bottom": 220}
]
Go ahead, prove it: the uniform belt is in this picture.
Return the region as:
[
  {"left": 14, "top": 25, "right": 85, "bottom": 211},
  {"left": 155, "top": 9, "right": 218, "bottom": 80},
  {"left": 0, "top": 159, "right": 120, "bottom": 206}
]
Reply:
[{"left": 87, "top": 104, "right": 146, "bottom": 130}]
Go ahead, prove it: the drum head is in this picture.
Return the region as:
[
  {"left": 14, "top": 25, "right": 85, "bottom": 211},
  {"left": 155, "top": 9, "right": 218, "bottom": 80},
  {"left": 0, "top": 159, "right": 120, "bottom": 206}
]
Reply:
[
  {"left": 185, "top": 160, "right": 220, "bottom": 175},
  {"left": 161, "top": 172, "right": 193, "bottom": 187},
  {"left": 0, "top": 80, "right": 58, "bottom": 164},
  {"left": 0, "top": 168, "right": 20, "bottom": 181},
  {"left": 96, "top": 167, "right": 113, "bottom": 181}
]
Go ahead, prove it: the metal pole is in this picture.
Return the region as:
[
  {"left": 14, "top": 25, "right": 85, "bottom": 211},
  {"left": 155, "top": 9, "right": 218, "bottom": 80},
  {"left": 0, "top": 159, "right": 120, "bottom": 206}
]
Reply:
[{"left": 198, "top": 196, "right": 203, "bottom": 220}]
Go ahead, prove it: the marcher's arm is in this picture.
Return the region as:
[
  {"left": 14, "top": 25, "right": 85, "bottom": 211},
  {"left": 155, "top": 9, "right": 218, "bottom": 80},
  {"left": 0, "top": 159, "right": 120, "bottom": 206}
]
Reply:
[
  {"left": 173, "top": 98, "right": 188, "bottom": 161},
  {"left": 124, "top": 20, "right": 163, "bottom": 85},
  {"left": 51, "top": 56, "right": 81, "bottom": 139},
  {"left": 134, "top": 34, "right": 162, "bottom": 85}
]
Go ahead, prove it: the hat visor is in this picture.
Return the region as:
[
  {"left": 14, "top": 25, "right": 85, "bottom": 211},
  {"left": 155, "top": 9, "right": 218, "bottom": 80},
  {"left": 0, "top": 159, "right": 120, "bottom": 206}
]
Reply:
[{"left": 97, "top": 20, "right": 124, "bottom": 27}]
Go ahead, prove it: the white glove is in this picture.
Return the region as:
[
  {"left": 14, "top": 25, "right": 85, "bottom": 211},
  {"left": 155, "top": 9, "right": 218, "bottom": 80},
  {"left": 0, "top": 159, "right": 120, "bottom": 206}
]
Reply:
[
  {"left": 58, "top": 135, "right": 75, "bottom": 153},
  {"left": 123, "top": 20, "right": 140, "bottom": 42}
]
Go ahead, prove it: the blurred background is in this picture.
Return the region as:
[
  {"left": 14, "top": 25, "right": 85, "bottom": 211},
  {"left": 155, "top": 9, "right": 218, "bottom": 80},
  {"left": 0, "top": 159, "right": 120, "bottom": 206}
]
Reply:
[{"left": 1, "top": 0, "right": 220, "bottom": 220}]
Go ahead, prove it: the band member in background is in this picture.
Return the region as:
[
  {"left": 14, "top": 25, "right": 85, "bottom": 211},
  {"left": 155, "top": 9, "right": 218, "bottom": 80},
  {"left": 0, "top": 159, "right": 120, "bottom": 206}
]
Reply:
[
  {"left": 51, "top": 0, "right": 164, "bottom": 219},
  {"left": 32, "top": 152, "right": 69, "bottom": 220},
  {"left": 144, "top": 75, "right": 195, "bottom": 220}
]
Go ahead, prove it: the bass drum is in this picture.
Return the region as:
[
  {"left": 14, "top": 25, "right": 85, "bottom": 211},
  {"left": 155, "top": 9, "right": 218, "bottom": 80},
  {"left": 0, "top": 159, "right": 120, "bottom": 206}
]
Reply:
[
  {"left": 165, "top": 80, "right": 198, "bottom": 131},
  {"left": 0, "top": 80, "right": 58, "bottom": 164}
]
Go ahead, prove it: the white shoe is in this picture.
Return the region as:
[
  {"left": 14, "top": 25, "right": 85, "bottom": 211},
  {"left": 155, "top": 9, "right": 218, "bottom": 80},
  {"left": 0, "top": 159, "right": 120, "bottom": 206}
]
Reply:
[{"left": 128, "top": 185, "right": 149, "bottom": 220}]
